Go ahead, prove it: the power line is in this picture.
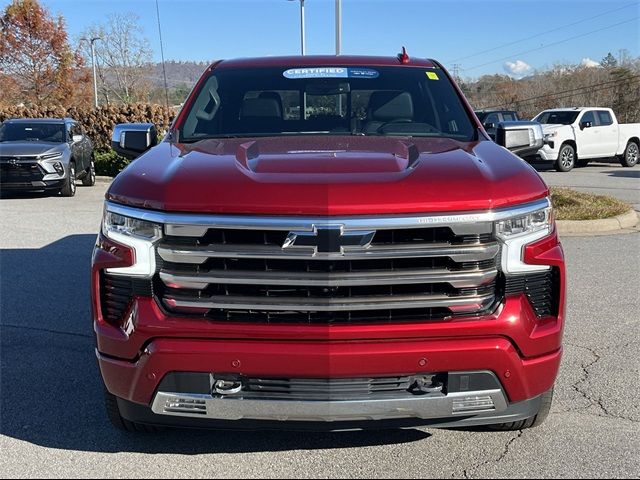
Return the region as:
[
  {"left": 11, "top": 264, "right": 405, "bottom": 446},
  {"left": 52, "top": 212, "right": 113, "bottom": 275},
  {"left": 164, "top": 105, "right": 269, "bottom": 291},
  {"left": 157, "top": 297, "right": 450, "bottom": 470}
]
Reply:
[
  {"left": 463, "top": 17, "right": 639, "bottom": 72},
  {"left": 155, "top": 0, "right": 170, "bottom": 110},
  {"left": 449, "top": 2, "right": 637, "bottom": 64}
]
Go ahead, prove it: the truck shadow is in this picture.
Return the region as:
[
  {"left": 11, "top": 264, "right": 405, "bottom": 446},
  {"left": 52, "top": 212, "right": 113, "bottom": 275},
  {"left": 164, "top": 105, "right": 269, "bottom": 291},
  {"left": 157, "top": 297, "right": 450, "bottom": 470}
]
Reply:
[
  {"left": 0, "top": 234, "right": 430, "bottom": 454},
  {"left": 605, "top": 170, "right": 640, "bottom": 178}
]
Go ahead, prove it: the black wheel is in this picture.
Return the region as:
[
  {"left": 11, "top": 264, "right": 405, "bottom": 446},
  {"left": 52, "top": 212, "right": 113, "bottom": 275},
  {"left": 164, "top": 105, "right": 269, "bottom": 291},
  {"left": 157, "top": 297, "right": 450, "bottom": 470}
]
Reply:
[
  {"left": 104, "top": 390, "right": 163, "bottom": 433},
  {"left": 82, "top": 159, "right": 96, "bottom": 186},
  {"left": 555, "top": 144, "right": 576, "bottom": 172},
  {"left": 619, "top": 141, "right": 639, "bottom": 167},
  {"left": 489, "top": 388, "right": 554, "bottom": 431},
  {"left": 60, "top": 161, "right": 77, "bottom": 197}
]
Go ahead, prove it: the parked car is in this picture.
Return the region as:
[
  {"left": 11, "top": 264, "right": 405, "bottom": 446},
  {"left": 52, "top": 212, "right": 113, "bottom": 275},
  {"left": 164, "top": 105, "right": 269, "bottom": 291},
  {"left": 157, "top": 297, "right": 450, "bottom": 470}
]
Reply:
[
  {"left": 474, "top": 109, "right": 520, "bottom": 140},
  {"left": 530, "top": 107, "right": 640, "bottom": 172},
  {"left": 0, "top": 117, "right": 95, "bottom": 196},
  {"left": 94, "top": 55, "right": 564, "bottom": 433}
]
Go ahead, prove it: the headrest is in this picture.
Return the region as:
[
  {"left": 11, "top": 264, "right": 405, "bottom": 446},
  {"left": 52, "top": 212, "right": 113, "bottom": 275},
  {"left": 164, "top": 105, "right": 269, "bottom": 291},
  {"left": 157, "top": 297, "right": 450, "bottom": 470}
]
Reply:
[
  {"left": 368, "top": 91, "right": 414, "bottom": 121},
  {"left": 241, "top": 98, "right": 282, "bottom": 118}
]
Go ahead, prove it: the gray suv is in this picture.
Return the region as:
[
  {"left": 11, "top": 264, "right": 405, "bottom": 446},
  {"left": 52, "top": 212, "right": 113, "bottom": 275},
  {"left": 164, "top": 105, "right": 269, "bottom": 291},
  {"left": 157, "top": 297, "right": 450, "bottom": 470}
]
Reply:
[{"left": 0, "top": 118, "right": 95, "bottom": 196}]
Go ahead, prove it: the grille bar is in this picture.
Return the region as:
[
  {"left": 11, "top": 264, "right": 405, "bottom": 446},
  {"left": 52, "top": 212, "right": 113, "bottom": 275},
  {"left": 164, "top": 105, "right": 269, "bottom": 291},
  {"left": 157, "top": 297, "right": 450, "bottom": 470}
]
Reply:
[
  {"left": 157, "top": 241, "right": 500, "bottom": 263},
  {"left": 164, "top": 291, "right": 495, "bottom": 313},
  {"left": 159, "top": 267, "right": 498, "bottom": 289}
]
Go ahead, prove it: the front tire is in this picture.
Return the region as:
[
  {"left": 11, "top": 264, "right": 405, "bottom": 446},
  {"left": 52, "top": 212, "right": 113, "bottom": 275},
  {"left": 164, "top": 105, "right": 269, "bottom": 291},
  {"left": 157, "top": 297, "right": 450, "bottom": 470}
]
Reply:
[
  {"left": 619, "top": 141, "right": 639, "bottom": 167},
  {"left": 104, "top": 390, "right": 162, "bottom": 433},
  {"left": 60, "top": 161, "right": 76, "bottom": 197},
  {"left": 489, "top": 388, "right": 554, "bottom": 431},
  {"left": 82, "top": 159, "right": 96, "bottom": 186},
  {"left": 555, "top": 144, "right": 576, "bottom": 172}
]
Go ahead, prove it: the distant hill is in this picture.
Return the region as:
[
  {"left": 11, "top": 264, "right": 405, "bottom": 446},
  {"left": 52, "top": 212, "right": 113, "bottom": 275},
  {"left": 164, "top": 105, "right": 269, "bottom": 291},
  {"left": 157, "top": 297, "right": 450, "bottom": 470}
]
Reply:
[{"left": 150, "top": 60, "right": 213, "bottom": 88}]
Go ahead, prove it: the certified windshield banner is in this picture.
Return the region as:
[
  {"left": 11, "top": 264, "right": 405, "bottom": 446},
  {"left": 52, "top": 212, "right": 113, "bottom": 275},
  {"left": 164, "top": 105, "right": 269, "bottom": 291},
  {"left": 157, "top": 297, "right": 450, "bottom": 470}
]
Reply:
[{"left": 283, "top": 67, "right": 379, "bottom": 79}]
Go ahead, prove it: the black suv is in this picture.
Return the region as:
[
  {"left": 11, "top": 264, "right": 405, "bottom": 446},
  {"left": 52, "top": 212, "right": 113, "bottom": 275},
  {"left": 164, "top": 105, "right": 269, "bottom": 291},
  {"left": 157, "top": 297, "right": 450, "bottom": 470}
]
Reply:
[{"left": 0, "top": 118, "right": 95, "bottom": 197}]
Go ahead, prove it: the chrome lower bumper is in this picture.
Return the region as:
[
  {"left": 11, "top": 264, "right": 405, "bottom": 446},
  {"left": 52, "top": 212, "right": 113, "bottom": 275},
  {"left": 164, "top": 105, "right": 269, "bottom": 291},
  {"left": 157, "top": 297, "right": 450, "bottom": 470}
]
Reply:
[{"left": 151, "top": 389, "right": 509, "bottom": 422}]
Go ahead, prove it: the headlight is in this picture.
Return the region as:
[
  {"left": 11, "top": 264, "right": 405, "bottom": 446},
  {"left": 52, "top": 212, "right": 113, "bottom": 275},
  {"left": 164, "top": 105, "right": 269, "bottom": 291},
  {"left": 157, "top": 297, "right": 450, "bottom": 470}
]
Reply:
[
  {"left": 495, "top": 203, "right": 553, "bottom": 274},
  {"left": 40, "top": 152, "right": 63, "bottom": 160},
  {"left": 543, "top": 132, "right": 557, "bottom": 140},
  {"left": 102, "top": 210, "right": 162, "bottom": 277}
]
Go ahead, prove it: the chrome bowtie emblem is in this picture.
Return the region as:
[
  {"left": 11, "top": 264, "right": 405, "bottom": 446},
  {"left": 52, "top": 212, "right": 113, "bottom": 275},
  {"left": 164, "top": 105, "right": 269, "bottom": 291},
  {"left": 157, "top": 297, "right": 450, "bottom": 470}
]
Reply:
[{"left": 283, "top": 225, "right": 375, "bottom": 254}]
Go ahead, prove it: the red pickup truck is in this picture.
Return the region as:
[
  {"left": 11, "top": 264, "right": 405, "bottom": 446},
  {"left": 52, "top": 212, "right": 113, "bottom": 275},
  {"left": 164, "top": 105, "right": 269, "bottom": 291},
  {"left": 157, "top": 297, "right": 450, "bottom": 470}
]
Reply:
[{"left": 93, "top": 55, "right": 565, "bottom": 432}]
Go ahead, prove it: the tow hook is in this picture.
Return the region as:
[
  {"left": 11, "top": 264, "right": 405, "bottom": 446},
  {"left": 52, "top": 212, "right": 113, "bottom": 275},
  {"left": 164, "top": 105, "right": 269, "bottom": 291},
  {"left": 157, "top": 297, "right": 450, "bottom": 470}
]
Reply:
[
  {"left": 213, "top": 379, "right": 243, "bottom": 395},
  {"left": 411, "top": 375, "right": 444, "bottom": 395}
]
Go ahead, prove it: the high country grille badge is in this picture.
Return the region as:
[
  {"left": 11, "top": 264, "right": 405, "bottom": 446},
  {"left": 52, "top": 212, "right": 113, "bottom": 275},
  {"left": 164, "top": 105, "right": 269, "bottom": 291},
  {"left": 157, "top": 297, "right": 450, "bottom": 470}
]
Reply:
[{"left": 282, "top": 226, "right": 375, "bottom": 254}]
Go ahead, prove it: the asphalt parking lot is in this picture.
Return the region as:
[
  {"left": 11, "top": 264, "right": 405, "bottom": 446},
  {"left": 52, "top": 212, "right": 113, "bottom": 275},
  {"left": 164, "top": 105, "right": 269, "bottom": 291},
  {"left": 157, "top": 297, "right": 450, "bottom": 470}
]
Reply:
[{"left": 1, "top": 163, "right": 639, "bottom": 478}]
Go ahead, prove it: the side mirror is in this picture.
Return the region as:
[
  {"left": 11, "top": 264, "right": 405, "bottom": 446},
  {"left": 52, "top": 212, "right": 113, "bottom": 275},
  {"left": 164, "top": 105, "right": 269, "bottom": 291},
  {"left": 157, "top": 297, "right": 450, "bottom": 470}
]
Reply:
[
  {"left": 72, "top": 134, "right": 83, "bottom": 143},
  {"left": 495, "top": 121, "right": 544, "bottom": 157},
  {"left": 579, "top": 121, "right": 592, "bottom": 130},
  {"left": 111, "top": 123, "right": 158, "bottom": 160},
  {"left": 483, "top": 122, "right": 496, "bottom": 130}
]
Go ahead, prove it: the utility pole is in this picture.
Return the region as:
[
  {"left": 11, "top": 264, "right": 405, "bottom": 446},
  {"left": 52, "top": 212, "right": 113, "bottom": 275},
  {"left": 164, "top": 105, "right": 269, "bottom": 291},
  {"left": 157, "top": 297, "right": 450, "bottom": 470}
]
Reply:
[{"left": 452, "top": 63, "right": 461, "bottom": 82}]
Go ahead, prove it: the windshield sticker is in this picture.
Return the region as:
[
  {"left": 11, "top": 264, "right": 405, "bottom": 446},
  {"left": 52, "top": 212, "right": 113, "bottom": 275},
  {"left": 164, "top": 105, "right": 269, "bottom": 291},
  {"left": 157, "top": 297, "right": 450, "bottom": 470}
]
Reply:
[
  {"left": 426, "top": 71, "right": 439, "bottom": 80},
  {"left": 283, "top": 67, "right": 379, "bottom": 79}
]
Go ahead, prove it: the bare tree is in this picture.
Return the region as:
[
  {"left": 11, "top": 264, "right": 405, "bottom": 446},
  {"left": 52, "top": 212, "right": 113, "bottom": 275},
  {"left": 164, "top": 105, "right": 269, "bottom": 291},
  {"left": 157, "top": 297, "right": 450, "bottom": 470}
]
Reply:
[{"left": 79, "top": 13, "right": 152, "bottom": 104}]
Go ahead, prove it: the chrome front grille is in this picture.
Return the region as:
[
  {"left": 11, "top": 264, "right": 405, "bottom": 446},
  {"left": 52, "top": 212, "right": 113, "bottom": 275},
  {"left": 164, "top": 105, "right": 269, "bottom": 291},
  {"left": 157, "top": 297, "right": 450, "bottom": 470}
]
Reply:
[{"left": 154, "top": 217, "right": 500, "bottom": 324}]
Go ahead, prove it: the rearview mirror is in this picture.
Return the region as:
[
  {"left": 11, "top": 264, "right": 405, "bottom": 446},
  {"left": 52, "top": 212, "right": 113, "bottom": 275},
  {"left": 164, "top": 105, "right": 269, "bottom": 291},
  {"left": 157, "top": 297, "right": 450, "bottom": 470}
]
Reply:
[
  {"left": 111, "top": 123, "right": 158, "bottom": 160},
  {"left": 495, "top": 121, "right": 544, "bottom": 157}
]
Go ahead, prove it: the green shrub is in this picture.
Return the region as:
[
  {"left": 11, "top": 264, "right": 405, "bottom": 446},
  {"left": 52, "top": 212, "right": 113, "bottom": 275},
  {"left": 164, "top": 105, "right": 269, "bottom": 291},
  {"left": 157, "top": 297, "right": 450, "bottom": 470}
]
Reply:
[{"left": 94, "top": 148, "right": 129, "bottom": 177}]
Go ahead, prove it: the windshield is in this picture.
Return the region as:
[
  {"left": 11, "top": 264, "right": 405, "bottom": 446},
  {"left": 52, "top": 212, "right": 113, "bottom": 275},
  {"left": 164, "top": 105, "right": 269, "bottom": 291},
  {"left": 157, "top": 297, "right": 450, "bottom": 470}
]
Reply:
[
  {"left": 0, "top": 122, "right": 66, "bottom": 143},
  {"left": 178, "top": 66, "right": 476, "bottom": 142},
  {"left": 534, "top": 111, "right": 580, "bottom": 125}
]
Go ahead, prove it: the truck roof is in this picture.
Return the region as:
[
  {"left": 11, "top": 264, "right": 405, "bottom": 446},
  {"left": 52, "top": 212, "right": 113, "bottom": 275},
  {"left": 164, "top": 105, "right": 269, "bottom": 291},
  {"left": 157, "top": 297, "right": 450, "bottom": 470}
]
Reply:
[
  {"left": 540, "top": 107, "right": 611, "bottom": 112},
  {"left": 3, "top": 117, "right": 73, "bottom": 123},
  {"left": 214, "top": 55, "right": 439, "bottom": 70}
]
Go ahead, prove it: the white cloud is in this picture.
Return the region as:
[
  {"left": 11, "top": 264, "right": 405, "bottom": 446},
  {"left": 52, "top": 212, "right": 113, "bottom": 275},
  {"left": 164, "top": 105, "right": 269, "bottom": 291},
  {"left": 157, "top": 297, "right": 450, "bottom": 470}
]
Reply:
[
  {"left": 581, "top": 58, "right": 600, "bottom": 68},
  {"left": 504, "top": 60, "right": 532, "bottom": 77}
]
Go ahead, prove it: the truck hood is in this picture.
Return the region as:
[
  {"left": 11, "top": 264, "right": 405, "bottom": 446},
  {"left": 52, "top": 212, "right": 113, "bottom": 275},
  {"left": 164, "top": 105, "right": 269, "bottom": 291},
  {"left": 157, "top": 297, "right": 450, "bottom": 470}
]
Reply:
[
  {"left": 107, "top": 136, "right": 549, "bottom": 215},
  {"left": 0, "top": 141, "right": 66, "bottom": 157},
  {"left": 541, "top": 124, "right": 571, "bottom": 135}
]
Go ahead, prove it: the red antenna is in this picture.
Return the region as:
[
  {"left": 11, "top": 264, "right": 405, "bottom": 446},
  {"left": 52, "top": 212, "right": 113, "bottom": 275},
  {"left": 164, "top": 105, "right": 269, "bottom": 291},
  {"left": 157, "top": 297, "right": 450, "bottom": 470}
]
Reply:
[{"left": 398, "top": 46, "right": 409, "bottom": 64}]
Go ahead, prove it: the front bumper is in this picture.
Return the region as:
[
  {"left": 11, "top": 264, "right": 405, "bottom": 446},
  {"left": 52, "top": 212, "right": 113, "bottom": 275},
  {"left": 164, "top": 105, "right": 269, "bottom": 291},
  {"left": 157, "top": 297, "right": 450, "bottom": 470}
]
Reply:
[
  {"left": 0, "top": 179, "right": 65, "bottom": 191},
  {"left": 115, "top": 390, "right": 544, "bottom": 431},
  {"left": 0, "top": 161, "right": 67, "bottom": 191},
  {"left": 536, "top": 143, "right": 560, "bottom": 161},
  {"left": 94, "top": 215, "right": 565, "bottom": 429}
]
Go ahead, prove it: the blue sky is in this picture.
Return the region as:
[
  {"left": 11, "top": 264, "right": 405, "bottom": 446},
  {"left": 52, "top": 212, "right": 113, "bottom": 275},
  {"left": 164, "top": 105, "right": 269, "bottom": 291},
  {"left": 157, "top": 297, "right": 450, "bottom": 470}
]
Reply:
[{"left": 5, "top": 0, "right": 639, "bottom": 78}]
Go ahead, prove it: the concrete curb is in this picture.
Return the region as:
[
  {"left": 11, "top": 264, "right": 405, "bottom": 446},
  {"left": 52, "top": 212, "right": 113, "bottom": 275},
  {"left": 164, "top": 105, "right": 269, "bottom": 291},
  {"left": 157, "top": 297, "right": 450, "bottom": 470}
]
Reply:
[
  {"left": 95, "top": 176, "right": 114, "bottom": 184},
  {"left": 557, "top": 209, "right": 639, "bottom": 235}
]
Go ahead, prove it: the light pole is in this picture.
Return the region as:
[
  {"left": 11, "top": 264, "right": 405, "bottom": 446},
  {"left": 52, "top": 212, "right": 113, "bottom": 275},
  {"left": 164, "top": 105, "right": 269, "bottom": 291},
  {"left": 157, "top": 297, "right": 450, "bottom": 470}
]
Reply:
[
  {"left": 335, "top": 0, "right": 341, "bottom": 55},
  {"left": 288, "top": 0, "right": 305, "bottom": 55},
  {"left": 82, "top": 36, "right": 101, "bottom": 108}
]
